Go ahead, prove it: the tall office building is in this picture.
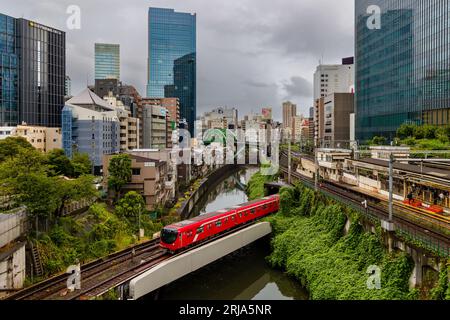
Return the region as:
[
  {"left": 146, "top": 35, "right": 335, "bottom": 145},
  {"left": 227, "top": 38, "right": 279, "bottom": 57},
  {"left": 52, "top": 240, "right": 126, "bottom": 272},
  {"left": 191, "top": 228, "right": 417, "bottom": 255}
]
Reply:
[
  {"left": 95, "top": 43, "right": 120, "bottom": 80},
  {"left": 0, "top": 14, "right": 65, "bottom": 127},
  {"left": 355, "top": 1, "right": 450, "bottom": 141},
  {"left": 147, "top": 7, "right": 196, "bottom": 135},
  {"left": 0, "top": 14, "right": 18, "bottom": 126},
  {"left": 282, "top": 101, "right": 297, "bottom": 130}
]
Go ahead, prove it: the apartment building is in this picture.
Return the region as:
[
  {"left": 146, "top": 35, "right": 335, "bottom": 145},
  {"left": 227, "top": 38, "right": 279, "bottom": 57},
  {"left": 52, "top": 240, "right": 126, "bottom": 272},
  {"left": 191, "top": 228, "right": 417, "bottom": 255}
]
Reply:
[
  {"left": 0, "top": 125, "right": 62, "bottom": 152},
  {"left": 102, "top": 154, "right": 170, "bottom": 210}
]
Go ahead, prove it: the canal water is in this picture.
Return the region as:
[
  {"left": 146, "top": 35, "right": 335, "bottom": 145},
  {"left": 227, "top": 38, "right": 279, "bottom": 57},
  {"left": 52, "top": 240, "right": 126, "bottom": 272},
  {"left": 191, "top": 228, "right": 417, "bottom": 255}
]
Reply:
[{"left": 159, "top": 167, "right": 309, "bottom": 300}]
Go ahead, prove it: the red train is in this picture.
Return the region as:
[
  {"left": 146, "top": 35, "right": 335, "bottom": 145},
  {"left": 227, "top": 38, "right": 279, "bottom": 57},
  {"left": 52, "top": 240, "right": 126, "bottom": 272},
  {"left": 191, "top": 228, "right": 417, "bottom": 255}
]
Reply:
[{"left": 160, "top": 194, "right": 280, "bottom": 252}]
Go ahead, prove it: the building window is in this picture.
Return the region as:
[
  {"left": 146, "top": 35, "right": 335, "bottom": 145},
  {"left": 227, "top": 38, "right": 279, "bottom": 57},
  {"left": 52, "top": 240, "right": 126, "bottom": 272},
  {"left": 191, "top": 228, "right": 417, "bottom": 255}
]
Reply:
[{"left": 132, "top": 168, "right": 141, "bottom": 176}]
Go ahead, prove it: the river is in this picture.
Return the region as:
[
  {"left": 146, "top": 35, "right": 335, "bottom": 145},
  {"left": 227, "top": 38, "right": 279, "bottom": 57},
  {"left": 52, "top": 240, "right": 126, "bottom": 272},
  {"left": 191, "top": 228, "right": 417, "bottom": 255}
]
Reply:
[{"left": 158, "top": 167, "right": 309, "bottom": 300}]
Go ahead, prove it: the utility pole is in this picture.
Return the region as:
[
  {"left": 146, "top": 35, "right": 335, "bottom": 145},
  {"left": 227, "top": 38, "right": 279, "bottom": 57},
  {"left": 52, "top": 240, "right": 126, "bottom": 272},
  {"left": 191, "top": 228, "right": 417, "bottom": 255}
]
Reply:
[
  {"left": 138, "top": 203, "right": 142, "bottom": 241},
  {"left": 388, "top": 153, "right": 394, "bottom": 222},
  {"left": 314, "top": 139, "right": 319, "bottom": 191},
  {"left": 288, "top": 129, "right": 292, "bottom": 185}
]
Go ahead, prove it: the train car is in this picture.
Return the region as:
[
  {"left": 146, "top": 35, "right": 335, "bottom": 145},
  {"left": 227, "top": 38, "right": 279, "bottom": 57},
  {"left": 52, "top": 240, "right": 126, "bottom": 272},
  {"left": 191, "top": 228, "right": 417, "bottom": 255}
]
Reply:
[{"left": 160, "top": 194, "right": 280, "bottom": 252}]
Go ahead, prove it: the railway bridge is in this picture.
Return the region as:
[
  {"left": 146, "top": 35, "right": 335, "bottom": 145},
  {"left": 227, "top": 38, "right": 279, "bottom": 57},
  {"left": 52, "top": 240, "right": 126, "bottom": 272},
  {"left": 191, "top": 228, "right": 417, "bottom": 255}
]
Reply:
[
  {"left": 127, "top": 222, "right": 272, "bottom": 300},
  {"left": 3, "top": 221, "right": 272, "bottom": 300}
]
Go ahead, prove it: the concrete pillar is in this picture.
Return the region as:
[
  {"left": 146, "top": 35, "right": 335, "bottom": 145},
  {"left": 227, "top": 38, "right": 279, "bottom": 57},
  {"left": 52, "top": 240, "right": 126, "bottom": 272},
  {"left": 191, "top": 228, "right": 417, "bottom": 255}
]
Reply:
[
  {"left": 343, "top": 219, "right": 351, "bottom": 235},
  {"left": 409, "top": 249, "right": 424, "bottom": 288},
  {"left": 387, "top": 233, "right": 394, "bottom": 253}
]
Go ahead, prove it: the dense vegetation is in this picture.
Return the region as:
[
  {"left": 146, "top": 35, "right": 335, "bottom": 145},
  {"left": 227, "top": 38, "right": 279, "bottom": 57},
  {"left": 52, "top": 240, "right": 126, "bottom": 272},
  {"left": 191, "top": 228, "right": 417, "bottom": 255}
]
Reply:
[
  {"left": 267, "top": 184, "right": 417, "bottom": 300},
  {"left": 370, "top": 124, "right": 450, "bottom": 150},
  {"left": 34, "top": 202, "right": 163, "bottom": 277},
  {"left": 0, "top": 138, "right": 97, "bottom": 231},
  {"left": 247, "top": 171, "right": 449, "bottom": 300},
  {"left": 246, "top": 169, "right": 276, "bottom": 200},
  {"left": 0, "top": 138, "right": 166, "bottom": 280}
]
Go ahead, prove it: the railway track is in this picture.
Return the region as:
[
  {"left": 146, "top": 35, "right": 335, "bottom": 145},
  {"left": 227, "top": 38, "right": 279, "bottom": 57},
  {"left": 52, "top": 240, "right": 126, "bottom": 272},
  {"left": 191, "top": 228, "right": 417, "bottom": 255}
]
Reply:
[
  {"left": 283, "top": 167, "right": 450, "bottom": 244},
  {"left": 5, "top": 219, "right": 269, "bottom": 300},
  {"left": 4, "top": 239, "right": 164, "bottom": 300},
  {"left": 279, "top": 158, "right": 450, "bottom": 249}
]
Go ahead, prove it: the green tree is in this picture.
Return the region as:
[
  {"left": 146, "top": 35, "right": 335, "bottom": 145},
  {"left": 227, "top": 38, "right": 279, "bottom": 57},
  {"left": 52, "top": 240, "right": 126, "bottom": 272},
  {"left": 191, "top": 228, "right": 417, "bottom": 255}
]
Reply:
[
  {"left": 0, "top": 148, "right": 47, "bottom": 180},
  {"left": 14, "top": 173, "right": 60, "bottom": 233},
  {"left": 46, "top": 149, "right": 74, "bottom": 177},
  {"left": 54, "top": 175, "right": 99, "bottom": 218},
  {"left": 370, "top": 136, "right": 388, "bottom": 146},
  {"left": 0, "top": 137, "right": 34, "bottom": 162},
  {"left": 107, "top": 154, "right": 132, "bottom": 201},
  {"left": 71, "top": 153, "right": 92, "bottom": 177},
  {"left": 396, "top": 124, "right": 416, "bottom": 139},
  {"left": 115, "top": 192, "right": 145, "bottom": 232},
  {"left": 411, "top": 125, "right": 439, "bottom": 140}
]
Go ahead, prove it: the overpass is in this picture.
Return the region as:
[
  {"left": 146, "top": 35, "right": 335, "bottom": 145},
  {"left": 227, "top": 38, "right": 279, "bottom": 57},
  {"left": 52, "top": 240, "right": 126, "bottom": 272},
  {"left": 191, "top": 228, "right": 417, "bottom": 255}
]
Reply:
[{"left": 128, "top": 222, "right": 272, "bottom": 300}]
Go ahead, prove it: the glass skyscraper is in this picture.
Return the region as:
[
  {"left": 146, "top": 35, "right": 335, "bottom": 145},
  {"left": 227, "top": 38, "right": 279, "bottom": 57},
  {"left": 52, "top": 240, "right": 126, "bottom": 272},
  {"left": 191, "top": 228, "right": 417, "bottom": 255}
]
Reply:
[
  {"left": 95, "top": 43, "right": 120, "bottom": 80},
  {"left": 0, "top": 14, "right": 65, "bottom": 127},
  {"left": 355, "top": 0, "right": 450, "bottom": 141},
  {"left": 0, "top": 13, "right": 18, "bottom": 126},
  {"left": 147, "top": 7, "right": 196, "bottom": 134}
]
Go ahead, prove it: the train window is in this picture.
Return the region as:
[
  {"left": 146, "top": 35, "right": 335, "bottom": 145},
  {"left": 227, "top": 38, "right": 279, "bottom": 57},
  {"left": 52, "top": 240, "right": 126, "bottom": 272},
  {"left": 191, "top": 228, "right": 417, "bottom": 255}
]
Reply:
[
  {"left": 232, "top": 216, "right": 236, "bottom": 220},
  {"left": 197, "top": 227, "right": 204, "bottom": 234},
  {"left": 263, "top": 205, "right": 268, "bottom": 209},
  {"left": 239, "top": 213, "right": 242, "bottom": 218},
  {"left": 251, "top": 209, "right": 256, "bottom": 214},
  {"left": 216, "top": 220, "right": 222, "bottom": 227},
  {"left": 161, "top": 228, "right": 178, "bottom": 245}
]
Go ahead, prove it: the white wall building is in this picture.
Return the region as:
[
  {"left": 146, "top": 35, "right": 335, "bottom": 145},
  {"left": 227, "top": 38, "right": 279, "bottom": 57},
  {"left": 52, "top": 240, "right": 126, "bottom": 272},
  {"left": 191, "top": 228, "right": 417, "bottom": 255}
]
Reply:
[
  {"left": 313, "top": 59, "right": 355, "bottom": 102},
  {"left": 200, "top": 107, "right": 238, "bottom": 130}
]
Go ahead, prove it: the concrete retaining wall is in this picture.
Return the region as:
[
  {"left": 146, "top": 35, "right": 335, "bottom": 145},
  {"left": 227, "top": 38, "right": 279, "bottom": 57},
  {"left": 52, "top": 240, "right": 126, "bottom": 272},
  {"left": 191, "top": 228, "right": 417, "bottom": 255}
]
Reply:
[
  {"left": 0, "top": 208, "right": 27, "bottom": 249},
  {"left": 178, "top": 165, "right": 243, "bottom": 219},
  {"left": 129, "top": 222, "right": 272, "bottom": 300},
  {"left": 0, "top": 243, "right": 26, "bottom": 295}
]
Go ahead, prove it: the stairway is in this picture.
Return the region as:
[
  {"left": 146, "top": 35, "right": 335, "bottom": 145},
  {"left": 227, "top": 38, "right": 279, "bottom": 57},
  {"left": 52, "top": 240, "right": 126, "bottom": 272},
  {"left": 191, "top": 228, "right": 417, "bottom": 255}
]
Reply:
[{"left": 29, "top": 242, "right": 43, "bottom": 278}]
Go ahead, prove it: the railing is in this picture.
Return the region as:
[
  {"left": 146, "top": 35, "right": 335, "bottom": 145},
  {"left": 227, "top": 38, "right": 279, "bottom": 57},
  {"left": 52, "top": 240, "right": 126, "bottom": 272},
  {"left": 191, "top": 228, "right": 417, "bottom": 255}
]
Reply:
[{"left": 395, "top": 226, "right": 450, "bottom": 258}]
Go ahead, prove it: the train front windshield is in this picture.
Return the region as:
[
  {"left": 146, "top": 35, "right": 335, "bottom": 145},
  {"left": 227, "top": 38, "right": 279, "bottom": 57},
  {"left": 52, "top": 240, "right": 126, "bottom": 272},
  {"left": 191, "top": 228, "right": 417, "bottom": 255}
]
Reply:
[{"left": 161, "top": 228, "right": 178, "bottom": 245}]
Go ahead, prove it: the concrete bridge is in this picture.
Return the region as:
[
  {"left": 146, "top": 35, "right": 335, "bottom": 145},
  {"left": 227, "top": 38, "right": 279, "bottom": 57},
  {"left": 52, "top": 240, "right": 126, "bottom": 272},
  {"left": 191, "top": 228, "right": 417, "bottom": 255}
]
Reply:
[{"left": 127, "top": 222, "right": 272, "bottom": 300}]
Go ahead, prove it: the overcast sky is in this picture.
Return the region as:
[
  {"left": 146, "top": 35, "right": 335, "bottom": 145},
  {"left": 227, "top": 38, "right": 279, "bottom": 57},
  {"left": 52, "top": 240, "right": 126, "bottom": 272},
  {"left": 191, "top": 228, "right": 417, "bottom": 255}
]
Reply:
[{"left": 1, "top": 0, "right": 354, "bottom": 121}]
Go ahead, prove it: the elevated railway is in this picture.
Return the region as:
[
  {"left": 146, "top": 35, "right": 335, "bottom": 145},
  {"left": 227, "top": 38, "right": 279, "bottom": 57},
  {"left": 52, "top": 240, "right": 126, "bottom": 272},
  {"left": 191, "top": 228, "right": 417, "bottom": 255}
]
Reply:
[
  {"left": 280, "top": 152, "right": 450, "bottom": 257},
  {"left": 4, "top": 239, "right": 168, "bottom": 300}
]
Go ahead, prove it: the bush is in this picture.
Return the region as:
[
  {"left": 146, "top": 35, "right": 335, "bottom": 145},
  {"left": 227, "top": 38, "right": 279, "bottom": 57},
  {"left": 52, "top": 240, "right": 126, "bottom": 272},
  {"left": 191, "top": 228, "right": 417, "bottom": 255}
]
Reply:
[
  {"left": 246, "top": 169, "right": 276, "bottom": 200},
  {"left": 33, "top": 202, "right": 163, "bottom": 277},
  {"left": 267, "top": 185, "right": 417, "bottom": 300}
]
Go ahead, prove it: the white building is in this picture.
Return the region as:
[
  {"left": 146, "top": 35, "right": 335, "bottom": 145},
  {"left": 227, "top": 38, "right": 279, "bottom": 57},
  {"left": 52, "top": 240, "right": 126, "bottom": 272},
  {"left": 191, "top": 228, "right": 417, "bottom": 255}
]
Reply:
[
  {"left": 313, "top": 58, "right": 354, "bottom": 102},
  {"left": 103, "top": 93, "right": 140, "bottom": 151},
  {"left": 200, "top": 107, "right": 238, "bottom": 130}
]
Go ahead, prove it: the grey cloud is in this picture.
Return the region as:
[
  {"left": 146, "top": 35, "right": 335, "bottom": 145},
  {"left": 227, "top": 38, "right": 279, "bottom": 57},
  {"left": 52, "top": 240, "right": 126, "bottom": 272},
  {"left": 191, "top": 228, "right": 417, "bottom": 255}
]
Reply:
[
  {"left": 282, "top": 76, "right": 313, "bottom": 99},
  {"left": 243, "top": 80, "right": 277, "bottom": 89}
]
